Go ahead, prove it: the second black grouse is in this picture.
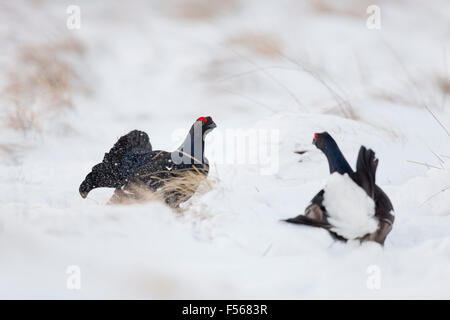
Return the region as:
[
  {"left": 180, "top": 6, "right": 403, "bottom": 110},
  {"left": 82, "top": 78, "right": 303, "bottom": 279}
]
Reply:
[{"left": 286, "top": 132, "right": 394, "bottom": 245}]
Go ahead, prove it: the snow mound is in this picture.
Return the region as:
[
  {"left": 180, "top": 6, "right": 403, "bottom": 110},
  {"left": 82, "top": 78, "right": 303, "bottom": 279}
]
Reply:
[{"left": 323, "top": 173, "right": 378, "bottom": 240}]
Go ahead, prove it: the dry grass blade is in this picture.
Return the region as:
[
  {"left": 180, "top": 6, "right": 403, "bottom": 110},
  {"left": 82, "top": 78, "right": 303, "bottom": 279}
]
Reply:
[
  {"left": 425, "top": 105, "right": 450, "bottom": 137},
  {"left": 219, "top": 88, "right": 277, "bottom": 113},
  {"left": 411, "top": 104, "right": 449, "bottom": 206},
  {"left": 216, "top": 66, "right": 302, "bottom": 84},
  {"left": 406, "top": 160, "right": 443, "bottom": 170},
  {"left": 230, "top": 49, "right": 304, "bottom": 109},
  {"left": 275, "top": 50, "right": 358, "bottom": 119},
  {"left": 420, "top": 186, "right": 450, "bottom": 207}
]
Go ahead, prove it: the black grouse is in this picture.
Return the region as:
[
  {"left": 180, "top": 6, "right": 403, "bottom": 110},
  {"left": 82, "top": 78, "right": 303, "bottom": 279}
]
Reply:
[
  {"left": 285, "top": 132, "right": 394, "bottom": 245},
  {"left": 79, "top": 116, "right": 217, "bottom": 207}
]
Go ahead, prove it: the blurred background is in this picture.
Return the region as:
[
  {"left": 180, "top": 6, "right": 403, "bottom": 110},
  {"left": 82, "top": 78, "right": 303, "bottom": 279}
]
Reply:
[{"left": 1, "top": 0, "right": 448, "bottom": 150}]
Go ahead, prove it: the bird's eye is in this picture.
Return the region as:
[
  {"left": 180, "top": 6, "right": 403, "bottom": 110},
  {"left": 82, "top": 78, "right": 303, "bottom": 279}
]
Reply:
[{"left": 197, "top": 117, "right": 207, "bottom": 123}]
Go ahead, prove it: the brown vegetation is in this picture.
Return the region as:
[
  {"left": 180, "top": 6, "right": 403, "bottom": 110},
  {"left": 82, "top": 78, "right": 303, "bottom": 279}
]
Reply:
[
  {"left": 169, "top": 0, "right": 238, "bottom": 20},
  {"left": 1, "top": 37, "right": 85, "bottom": 133},
  {"left": 108, "top": 170, "right": 217, "bottom": 210}
]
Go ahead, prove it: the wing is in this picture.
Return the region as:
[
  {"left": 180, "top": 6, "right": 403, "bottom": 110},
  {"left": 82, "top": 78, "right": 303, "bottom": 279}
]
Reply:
[
  {"left": 285, "top": 190, "right": 332, "bottom": 229},
  {"left": 79, "top": 130, "right": 152, "bottom": 198}
]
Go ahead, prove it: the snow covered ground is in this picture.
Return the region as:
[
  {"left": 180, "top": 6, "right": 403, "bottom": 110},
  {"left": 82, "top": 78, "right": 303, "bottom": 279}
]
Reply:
[{"left": 0, "top": 0, "right": 449, "bottom": 299}]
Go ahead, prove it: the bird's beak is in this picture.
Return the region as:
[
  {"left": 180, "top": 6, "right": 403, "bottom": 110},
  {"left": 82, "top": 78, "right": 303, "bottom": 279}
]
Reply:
[
  {"left": 312, "top": 137, "right": 317, "bottom": 145},
  {"left": 208, "top": 122, "right": 217, "bottom": 130}
]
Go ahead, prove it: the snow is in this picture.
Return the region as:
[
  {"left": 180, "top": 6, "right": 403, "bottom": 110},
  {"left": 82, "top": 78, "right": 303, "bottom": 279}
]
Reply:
[
  {"left": 323, "top": 173, "right": 377, "bottom": 240},
  {"left": 0, "top": 0, "right": 450, "bottom": 299}
]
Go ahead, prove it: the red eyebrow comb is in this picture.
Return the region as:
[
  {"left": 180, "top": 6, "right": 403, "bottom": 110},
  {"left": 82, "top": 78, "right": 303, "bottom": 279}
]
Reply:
[
  {"left": 314, "top": 133, "right": 318, "bottom": 138},
  {"left": 197, "top": 117, "right": 207, "bottom": 123}
]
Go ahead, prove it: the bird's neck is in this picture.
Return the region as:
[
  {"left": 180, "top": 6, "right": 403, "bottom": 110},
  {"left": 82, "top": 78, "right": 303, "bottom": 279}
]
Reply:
[
  {"left": 323, "top": 143, "right": 353, "bottom": 174},
  {"left": 177, "top": 125, "right": 205, "bottom": 164}
]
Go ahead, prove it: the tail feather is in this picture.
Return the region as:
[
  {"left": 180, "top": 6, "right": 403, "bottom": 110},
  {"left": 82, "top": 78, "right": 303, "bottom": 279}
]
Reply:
[
  {"left": 354, "top": 146, "right": 378, "bottom": 198},
  {"left": 284, "top": 214, "right": 331, "bottom": 229}
]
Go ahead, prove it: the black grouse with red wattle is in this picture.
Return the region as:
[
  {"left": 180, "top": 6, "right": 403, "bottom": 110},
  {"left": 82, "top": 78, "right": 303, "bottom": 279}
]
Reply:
[
  {"left": 285, "top": 132, "right": 394, "bottom": 245},
  {"left": 79, "top": 116, "right": 217, "bottom": 207}
]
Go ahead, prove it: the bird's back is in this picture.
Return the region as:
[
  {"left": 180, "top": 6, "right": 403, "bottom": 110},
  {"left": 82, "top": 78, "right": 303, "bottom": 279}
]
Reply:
[{"left": 123, "top": 150, "right": 209, "bottom": 207}]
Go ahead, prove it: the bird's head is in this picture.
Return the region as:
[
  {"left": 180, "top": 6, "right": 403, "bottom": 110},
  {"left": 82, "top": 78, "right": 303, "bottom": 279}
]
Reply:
[
  {"left": 312, "top": 131, "right": 353, "bottom": 174},
  {"left": 79, "top": 173, "right": 95, "bottom": 198},
  {"left": 195, "top": 116, "right": 217, "bottom": 134},
  {"left": 312, "top": 131, "right": 335, "bottom": 152}
]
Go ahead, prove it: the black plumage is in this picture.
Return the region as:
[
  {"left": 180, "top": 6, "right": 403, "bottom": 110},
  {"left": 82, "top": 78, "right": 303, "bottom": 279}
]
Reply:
[
  {"left": 79, "top": 130, "right": 152, "bottom": 195},
  {"left": 286, "top": 132, "right": 394, "bottom": 245},
  {"left": 79, "top": 116, "right": 217, "bottom": 207}
]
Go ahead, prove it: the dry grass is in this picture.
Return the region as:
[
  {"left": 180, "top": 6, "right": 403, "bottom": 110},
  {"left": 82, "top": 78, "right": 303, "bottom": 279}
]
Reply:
[
  {"left": 408, "top": 107, "right": 449, "bottom": 173},
  {"left": 264, "top": 49, "right": 362, "bottom": 119},
  {"left": 309, "top": 0, "right": 370, "bottom": 18},
  {"left": 169, "top": 0, "right": 238, "bottom": 20},
  {"left": 226, "top": 32, "right": 283, "bottom": 57},
  {"left": 1, "top": 37, "right": 84, "bottom": 133},
  {"left": 415, "top": 107, "right": 450, "bottom": 206},
  {"left": 3, "top": 99, "right": 41, "bottom": 132},
  {"left": 211, "top": 47, "right": 359, "bottom": 119},
  {"left": 322, "top": 103, "right": 359, "bottom": 120},
  {"left": 0, "top": 143, "right": 26, "bottom": 164},
  {"left": 370, "top": 89, "right": 408, "bottom": 105},
  {"left": 108, "top": 169, "right": 217, "bottom": 209},
  {"left": 425, "top": 105, "right": 450, "bottom": 137},
  {"left": 369, "top": 77, "right": 444, "bottom": 110},
  {"left": 369, "top": 42, "right": 449, "bottom": 110},
  {"left": 436, "top": 74, "right": 450, "bottom": 95}
]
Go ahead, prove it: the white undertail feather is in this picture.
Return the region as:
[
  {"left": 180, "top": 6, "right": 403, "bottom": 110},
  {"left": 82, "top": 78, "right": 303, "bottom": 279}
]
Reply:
[{"left": 323, "top": 173, "right": 378, "bottom": 239}]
